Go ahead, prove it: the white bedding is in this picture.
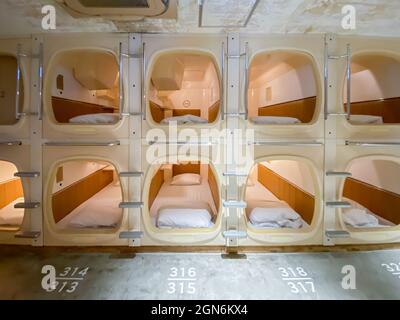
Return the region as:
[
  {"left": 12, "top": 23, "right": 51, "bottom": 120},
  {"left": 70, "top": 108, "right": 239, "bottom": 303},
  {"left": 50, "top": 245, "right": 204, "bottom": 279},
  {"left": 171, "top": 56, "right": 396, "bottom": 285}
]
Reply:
[
  {"left": 161, "top": 114, "right": 208, "bottom": 125},
  {"left": 0, "top": 197, "right": 24, "bottom": 226},
  {"left": 57, "top": 184, "right": 122, "bottom": 229},
  {"left": 150, "top": 180, "right": 217, "bottom": 228},
  {"left": 69, "top": 113, "right": 119, "bottom": 124},
  {"left": 342, "top": 197, "right": 394, "bottom": 228},
  {"left": 245, "top": 182, "right": 307, "bottom": 229},
  {"left": 349, "top": 115, "right": 383, "bottom": 124},
  {"left": 250, "top": 116, "right": 301, "bottom": 125}
]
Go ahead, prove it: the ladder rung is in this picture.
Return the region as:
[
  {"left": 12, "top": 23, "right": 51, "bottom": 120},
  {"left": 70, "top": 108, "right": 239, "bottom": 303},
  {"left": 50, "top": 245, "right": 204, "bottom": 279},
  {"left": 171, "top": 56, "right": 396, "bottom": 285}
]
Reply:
[
  {"left": 119, "top": 231, "right": 143, "bottom": 239},
  {"left": 14, "top": 231, "right": 41, "bottom": 239},
  {"left": 119, "top": 202, "right": 144, "bottom": 209},
  {"left": 327, "top": 113, "right": 348, "bottom": 117},
  {"left": 0, "top": 141, "right": 22, "bottom": 146},
  {"left": 14, "top": 172, "right": 40, "bottom": 178},
  {"left": 14, "top": 202, "right": 41, "bottom": 209},
  {"left": 223, "top": 172, "right": 248, "bottom": 177},
  {"left": 223, "top": 230, "right": 247, "bottom": 239},
  {"left": 326, "top": 171, "right": 352, "bottom": 177},
  {"left": 223, "top": 201, "right": 247, "bottom": 208},
  {"left": 119, "top": 172, "right": 144, "bottom": 177},
  {"left": 328, "top": 54, "right": 349, "bottom": 60},
  {"left": 325, "top": 230, "right": 350, "bottom": 238},
  {"left": 224, "top": 112, "right": 247, "bottom": 117},
  {"left": 326, "top": 201, "right": 351, "bottom": 208}
]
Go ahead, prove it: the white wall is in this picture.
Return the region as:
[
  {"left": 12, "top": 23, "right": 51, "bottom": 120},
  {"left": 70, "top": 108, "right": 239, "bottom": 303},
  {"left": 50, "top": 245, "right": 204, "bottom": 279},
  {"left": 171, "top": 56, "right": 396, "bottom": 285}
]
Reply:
[
  {"left": 248, "top": 64, "right": 316, "bottom": 118},
  {"left": 261, "top": 160, "right": 315, "bottom": 195},
  {"left": 347, "top": 57, "right": 400, "bottom": 103},
  {"left": 51, "top": 61, "right": 116, "bottom": 109},
  {"left": 52, "top": 161, "right": 114, "bottom": 193},
  {"left": 348, "top": 158, "right": 400, "bottom": 195},
  {"left": 149, "top": 60, "right": 220, "bottom": 119},
  {"left": 0, "top": 160, "right": 18, "bottom": 183}
]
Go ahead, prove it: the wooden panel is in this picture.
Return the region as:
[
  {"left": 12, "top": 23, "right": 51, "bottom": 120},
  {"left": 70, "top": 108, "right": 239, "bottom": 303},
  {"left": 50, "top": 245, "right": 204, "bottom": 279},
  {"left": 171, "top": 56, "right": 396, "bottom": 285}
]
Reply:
[
  {"left": 257, "top": 164, "right": 315, "bottom": 224},
  {"left": 0, "top": 178, "right": 23, "bottom": 210},
  {"left": 52, "top": 168, "right": 114, "bottom": 223},
  {"left": 52, "top": 96, "right": 115, "bottom": 123},
  {"left": 172, "top": 162, "right": 200, "bottom": 176},
  {"left": 208, "top": 165, "right": 220, "bottom": 213},
  {"left": 148, "top": 169, "right": 165, "bottom": 210},
  {"left": 0, "top": 55, "right": 23, "bottom": 125},
  {"left": 208, "top": 100, "right": 220, "bottom": 123},
  {"left": 149, "top": 101, "right": 166, "bottom": 123},
  {"left": 172, "top": 109, "right": 201, "bottom": 117},
  {"left": 346, "top": 97, "right": 400, "bottom": 123},
  {"left": 258, "top": 96, "right": 317, "bottom": 123},
  {"left": 343, "top": 177, "right": 400, "bottom": 225}
]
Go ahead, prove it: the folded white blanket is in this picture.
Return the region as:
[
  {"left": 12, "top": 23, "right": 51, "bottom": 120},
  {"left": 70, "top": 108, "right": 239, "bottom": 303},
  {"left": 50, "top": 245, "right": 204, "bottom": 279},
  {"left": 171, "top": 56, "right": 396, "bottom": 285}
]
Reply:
[
  {"left": 342, "top": 208, "right": 380, "bottom": 228},
  {"left": 69, "top": 113, "right": 119, "bottom": 124},
  {"left": 161, "top": 114, "right": 208, "bottom": 125},
  {"left": 0, "top": 197, "right": 25, "bottom": 226},
  {"left": 248, "top": 200, "right": 303, "bottom": 229},
  {"left": 157, "top": 201, "right": 213, "bottom": 228},
  {"left": 250, "top": 116, "right": 301, "bottom": 125}
]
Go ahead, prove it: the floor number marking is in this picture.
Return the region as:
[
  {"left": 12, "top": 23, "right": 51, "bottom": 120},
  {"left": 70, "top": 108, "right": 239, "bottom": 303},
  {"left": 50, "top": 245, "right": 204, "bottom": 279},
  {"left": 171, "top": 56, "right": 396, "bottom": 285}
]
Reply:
[
  {"left": 41, "top": 265, "right": 89, "bottom": 293},
  {"left": 278, "top": 267, "right": 316, "bottom": 294},
  {"left": 167, "top": 267, "right": 197, "bottom": 295}
]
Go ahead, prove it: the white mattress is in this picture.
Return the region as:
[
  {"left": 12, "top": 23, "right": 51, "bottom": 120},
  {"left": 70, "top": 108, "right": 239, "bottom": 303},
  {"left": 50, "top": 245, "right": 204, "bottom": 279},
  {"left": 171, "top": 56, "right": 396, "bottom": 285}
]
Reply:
[
  {"left": 245, "top": 182, "right": 308, "bottom": 229},
  {"left": 0, "top": 197, "right": 24, "bottom": 226},
  {"left": 69, "top": 113, "right": 119, "bottom": 124},
  {"left": 349, "top": 115, "right": 383, "bottom": 124},
  {"left": 250, "top": 116, "right": 301, "bottom": 125},
  {"left": 150, "top": 180, "right": 217, "bottom": 228},
  {"left": 57, "top": 184, "right": 122, "bottom": 229}
]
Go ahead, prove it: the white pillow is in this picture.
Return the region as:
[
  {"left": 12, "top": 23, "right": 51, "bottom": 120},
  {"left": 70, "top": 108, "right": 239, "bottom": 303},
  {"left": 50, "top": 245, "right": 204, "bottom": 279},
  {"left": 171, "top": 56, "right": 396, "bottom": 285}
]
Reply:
[
  {"left": 170, "top": 173, "right": 201, "bottom": 186},
  {"left": 69, "top": 113, "right": 119, "bottom": 124},
  {"left": 157, "top": 208, "right": 213, "bottom": 228},
  {"left": 249, "top": 203, "right": 300, "bottom": 225},
  {"left": 342, "top": 208, "right": 379, "bottom": 227}
]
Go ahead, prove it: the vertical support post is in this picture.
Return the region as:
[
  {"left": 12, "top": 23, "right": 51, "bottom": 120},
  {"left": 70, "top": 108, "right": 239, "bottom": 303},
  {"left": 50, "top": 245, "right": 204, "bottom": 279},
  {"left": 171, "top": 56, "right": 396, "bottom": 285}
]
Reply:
[
  {"left": 225, "top": 33, "right": 241, "bottom": 249},
  {"left": 323, "top": 34, "right": 338, "bottom": 246},
  {"left": 128, "top": 33, "right": 143, "bottom": 247},
  {"left": 30, "top": 35, "right": 44, "bottom": 246}
]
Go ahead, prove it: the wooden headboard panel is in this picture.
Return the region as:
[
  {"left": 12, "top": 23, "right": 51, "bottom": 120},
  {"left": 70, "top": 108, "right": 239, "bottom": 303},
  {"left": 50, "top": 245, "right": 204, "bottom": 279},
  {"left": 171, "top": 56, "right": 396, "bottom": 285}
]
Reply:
[
  {"left": 149, "top": 101, "right": 166, "bottom": 123},
  {"left": 52, "top": 96, "right": 115, "bottom": 123},
  {"left": 208, "top": 165, "right": 220, "bottom": 213},
  {"left": 148, "top": 168, "right": 165, "bottom": 210},
  {"left": 343, "top": 177, "right": 400, "bottom": 225},
  {"left": 172, "top": 162, "right": 201, "bottom": 176},
  {"left": 345, "top": 97, "right": 400, "bottom": 123},
  {"left": 52, "top": 168, "right": 114, "bottom": 223},
  {"left": 258, "top": 96, "right": 317, "bottom": 123},
  {"left": 257, "top": 163, "right": 315, "bottom": 224},
  {"left": 208, "top": 100, "right": 220, "bottom": 123},
  {"left": 173, "top": 109, "right": 201, "bottom": 117},
  {"left": 0, "top": 178, "right": 23, "bottom": 210}
]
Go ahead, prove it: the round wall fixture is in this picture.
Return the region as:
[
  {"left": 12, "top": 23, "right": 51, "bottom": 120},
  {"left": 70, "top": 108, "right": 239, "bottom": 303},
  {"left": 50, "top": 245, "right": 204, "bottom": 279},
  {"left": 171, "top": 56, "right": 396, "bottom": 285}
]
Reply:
[{"left": 183, "top": 100, "right": 191, "bottom": 108}]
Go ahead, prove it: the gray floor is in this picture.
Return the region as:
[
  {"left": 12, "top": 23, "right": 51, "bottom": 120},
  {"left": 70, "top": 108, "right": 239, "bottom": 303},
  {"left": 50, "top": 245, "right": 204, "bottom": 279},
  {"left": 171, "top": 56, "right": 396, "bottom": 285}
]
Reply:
[{"left": 1, "top": 247, "right": 400, "bottom": 300}]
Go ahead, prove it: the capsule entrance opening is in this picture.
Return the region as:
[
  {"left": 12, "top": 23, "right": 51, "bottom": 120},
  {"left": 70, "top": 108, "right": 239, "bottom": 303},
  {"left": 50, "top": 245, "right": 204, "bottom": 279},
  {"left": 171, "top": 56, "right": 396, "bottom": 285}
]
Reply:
[
  {"left": 245, "top": 160, "right": 316, "bottom": 230},
  {"left": 148, "top": 162, "right": 220, "bottom": 229},
  {"left": 342, "top": 157, "right": 400, "bottom": 228},
  {"left": 344, "top": 54, "right": 400, "bottom": 124},
  {"left": 0, "top": 55, "right": 24, "bottom": 126},
  {"left": 51, "top": 160, "right": 123, "bottom": 230},
  {"left": 48, "top": 49, "right": 121, "bottom": 125},
  {"left": 0, "top": 160, "right": 25, "bottom": 230},
  {"left": 149, "top": 52, "right": 220, "bottom": 125},
  {"left": 248, "top": 51, "right": 318, "bottom": 125}
]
